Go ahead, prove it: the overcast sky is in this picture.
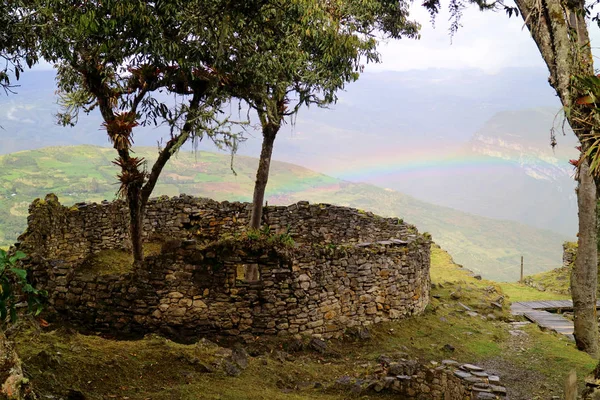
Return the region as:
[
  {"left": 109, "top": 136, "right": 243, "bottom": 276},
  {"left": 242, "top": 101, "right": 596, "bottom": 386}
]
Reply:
[
  {"left": 31, "top": 4, "right": 600, "bottom": 75},
  {"left": 368, "top": 2, "right": 600, "bottom": 74}
]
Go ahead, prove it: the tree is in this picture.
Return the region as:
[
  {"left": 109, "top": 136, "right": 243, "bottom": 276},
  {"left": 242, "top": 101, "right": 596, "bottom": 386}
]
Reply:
[
  {"left": 400, "top": 0, "right": 600, "bottom": 353},
  {"left": 201, "top": 0, "right": 420, "bottom": 229},
  {"left": 33, "top": 0, "right": 238, "bottom": 263},
  {"left": 421, "top": 0, "right": 600, "bottom": 356},
  {"left": 509, "top": 0, "right": 599, "bottom": 354},
  {"left": 0, "top": 0, "right": 37, "bottom": 94}
]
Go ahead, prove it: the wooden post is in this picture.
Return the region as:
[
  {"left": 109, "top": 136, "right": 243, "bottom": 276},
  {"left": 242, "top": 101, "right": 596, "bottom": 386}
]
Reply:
[{"left": 520, "top": 256, "right": 524, "bottom": 283}]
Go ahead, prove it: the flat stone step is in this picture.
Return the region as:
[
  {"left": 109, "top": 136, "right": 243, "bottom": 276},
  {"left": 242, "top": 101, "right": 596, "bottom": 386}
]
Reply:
[
  {"left": 511, "top": 300, "right": 600, "bottom": 314},
  {"left": 507, "top": 300, "right": 599, "bottom": 340},
  {"left": 523, "top": 310, "right": 574, "bottom": 336}
]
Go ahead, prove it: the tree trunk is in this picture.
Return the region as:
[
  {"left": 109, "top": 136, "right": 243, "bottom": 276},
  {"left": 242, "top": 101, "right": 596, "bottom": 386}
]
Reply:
[
  {"left": 84, "top": 64, "right": 207, "bottom": 264},
  {"left": 127, "top": 184, "right": 145, "bottom": 264},
  {"left": 127, "top": 94, "right": 202, "bottom": 264},
  {"left": 0, "top": 331, "right": 35, "bottom": 400},
  {"left": 514, "top": 0, "right": 600, "bottom": 354},
  {"left": 250, "top": 124, "right": 278, "bottom": 230},
  {"left": 572, "top": 158, "right": 599, "bottom": 356}
]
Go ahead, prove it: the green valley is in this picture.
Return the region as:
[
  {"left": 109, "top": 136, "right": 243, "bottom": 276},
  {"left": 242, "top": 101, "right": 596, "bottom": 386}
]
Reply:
[{"left": 0, "top": 145, "right": 568, "bottom": 281}]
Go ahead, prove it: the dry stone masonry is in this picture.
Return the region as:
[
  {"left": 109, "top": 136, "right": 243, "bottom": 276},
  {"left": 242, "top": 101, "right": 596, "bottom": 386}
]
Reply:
[
  {"left": 337, "top": 358, "right": 507, "bottom": 399},
  {"left": 562, "top": 241, "right": 577, "bottom": 268},
  {"left": 18, "top": 194, "right": 430, "bottom": 342}
]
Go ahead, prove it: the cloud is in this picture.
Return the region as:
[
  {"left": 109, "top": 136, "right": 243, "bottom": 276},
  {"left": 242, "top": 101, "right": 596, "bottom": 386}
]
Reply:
[
  {"left": 6, "top": 105, "right": 35, "bottom": 124},
  {"left": 31, "top": 60, "right": 54, "bottom": 71},
  {"left": 367, "top": 3, "right": 600, "bottom": 74},
  {"left": 20, "top": 4, "right": 600, "bottom": 76}
]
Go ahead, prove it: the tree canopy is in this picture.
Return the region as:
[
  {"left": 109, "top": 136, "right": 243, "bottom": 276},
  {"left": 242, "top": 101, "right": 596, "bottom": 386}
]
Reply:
[
  {"left": 181, "top": 0, "right": 421, "bottom": 228},
  {"left": 0, "top": 0, "right": 37, "bottom": 93},
  {"left": 26, "top": 0, "right": 425, "bottom": 253},
  {"left": 32, "top": 0, "right": 244, "bottom": 261}
]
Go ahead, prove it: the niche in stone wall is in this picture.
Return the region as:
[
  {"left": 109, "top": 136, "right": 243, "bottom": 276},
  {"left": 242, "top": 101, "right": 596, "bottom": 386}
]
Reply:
[
  {"left": 182, "top": 213, "right": 203, "bottom": 234},
  {"left": 236, "top": 263, "right": 260, "bottom": 284},
  {"left": 192, "top": 262, "right": 221, "bottom": 289}
]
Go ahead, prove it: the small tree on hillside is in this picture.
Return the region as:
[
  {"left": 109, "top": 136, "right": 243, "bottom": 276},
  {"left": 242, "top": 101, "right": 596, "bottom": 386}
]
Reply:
[
  {"left": 192, "top": 0, "right": 420, "bottom": 229},
  {"left": 33, "top": 0, "right": 239, "bottom": 263}
]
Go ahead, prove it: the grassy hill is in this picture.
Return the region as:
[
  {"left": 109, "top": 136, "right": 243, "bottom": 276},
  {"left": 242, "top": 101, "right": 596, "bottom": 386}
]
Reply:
[{"left": 0, "top": 145, "right": 569, "bottom": 281}]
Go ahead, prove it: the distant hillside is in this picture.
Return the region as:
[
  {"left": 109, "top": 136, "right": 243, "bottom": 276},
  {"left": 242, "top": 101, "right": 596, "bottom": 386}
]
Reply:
[
  {"left": 467, "top": 108, "right": 577, "bottom": 234},
  {"left": 0, "top": 145, "right": 569, "bottom": 281},
  {"left": 353, "top": 108, "right": 578, "bottom": 236},
  {"left": 1, "top": 70, "right": 576, "bottom": 238}
]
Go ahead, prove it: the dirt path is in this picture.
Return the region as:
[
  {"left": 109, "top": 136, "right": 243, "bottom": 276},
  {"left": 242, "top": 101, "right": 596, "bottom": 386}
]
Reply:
[{"left": 481, "top": 321, "right": 563, "bottom": 400}]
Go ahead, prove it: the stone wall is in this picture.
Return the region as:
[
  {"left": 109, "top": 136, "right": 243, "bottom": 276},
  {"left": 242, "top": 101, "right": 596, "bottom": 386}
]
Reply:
[
  {"left": 338, "top": 358, "right": 507, "bottom": 399},
  {"left": 19, "top": 194, "right": 414, "bottom": 263},
  {"left": 18, "top": 194, "right": 430, "bottom": 341},
  {"left": 562, "top": 241, "right": 577, "bottom": 268}
]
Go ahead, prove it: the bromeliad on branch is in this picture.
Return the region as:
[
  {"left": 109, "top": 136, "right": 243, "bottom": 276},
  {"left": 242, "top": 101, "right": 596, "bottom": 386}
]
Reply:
[
  {"left": 112, "top": 156, "right": 146, "bottom": 199},
  {"left": 103, "top": 112, "right": 138, "bottom": 151}
]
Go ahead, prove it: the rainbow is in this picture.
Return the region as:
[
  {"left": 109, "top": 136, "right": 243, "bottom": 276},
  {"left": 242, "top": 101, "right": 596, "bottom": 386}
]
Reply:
[{"left": 318, "top": 148, "right": 573, "bottom": 182}]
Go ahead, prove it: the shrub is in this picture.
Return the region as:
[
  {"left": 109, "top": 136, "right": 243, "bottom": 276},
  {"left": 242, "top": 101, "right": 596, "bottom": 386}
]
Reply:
[
  {"left": 244, "top": 225, "right": 295, "bottom": 247},
  {"left": 0, "top": 249, "right": 46, "bottom": 325}
]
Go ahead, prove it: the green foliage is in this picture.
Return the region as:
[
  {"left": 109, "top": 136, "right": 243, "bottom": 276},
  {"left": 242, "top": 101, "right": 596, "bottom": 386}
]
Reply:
[
  {"left": 0, "top": 249, "right": 46, "bottom": 326},
  {"left": 184, "top": 0, "right": 420, "bottom": 229},
  {"left": 0, "top": 0, "right": 38, "bottom": 93},
  {"left": 245, "top": 225, "right": 295, "bottom": 247},
  {"left": 259, "top": 224, "right": 272, "bottom": 236},
  {"left": 246, "top": 229, "right": 261, "bottom": 241},
  {"left": 200, "top": 0, "right": 419, "bottom": 127},
  {"left": 267, "top": 229, "right": 295, "bottom": 247},
  {"left": 33, "top": 0, "right": 244, "bottom": 191}
]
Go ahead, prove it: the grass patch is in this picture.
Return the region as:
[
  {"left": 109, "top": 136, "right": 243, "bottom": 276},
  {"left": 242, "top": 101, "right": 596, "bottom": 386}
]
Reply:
[
  {"left": 497, "top": 281, "right": 570, "bottom": 302},
  {"left": 77, "top": 242, "right": 163, "bottom": 276},
  {"left": 430, "top": 243, "right": 570, "bottom": 303},
  {"left": 521, "top": 324, "right": 596, "bottom": 378},
  {"left": 337, "top": 303, "right": 507, "bottom": 363},
  {"left": 430, "top": 243, "right": 481, "bottom": 283},
  {"left": 523, "top": 266, "right": 571, "bottom": 295},
  {"left": 14, "top": 328, "right": 350, "bottom": 400},
  {"left": 495, "top": 324, "right": 596, "bottom": 397}
]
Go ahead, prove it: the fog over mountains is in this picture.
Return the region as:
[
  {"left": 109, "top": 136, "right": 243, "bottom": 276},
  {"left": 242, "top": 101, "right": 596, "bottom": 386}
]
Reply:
[{"left": 0, "top": 68, "right": 578, "bottom": 239}]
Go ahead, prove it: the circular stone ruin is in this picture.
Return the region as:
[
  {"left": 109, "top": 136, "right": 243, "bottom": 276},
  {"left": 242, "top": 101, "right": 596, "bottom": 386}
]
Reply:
[{"left": 19, "top": 194, "right": 431, "bottom": 342}]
